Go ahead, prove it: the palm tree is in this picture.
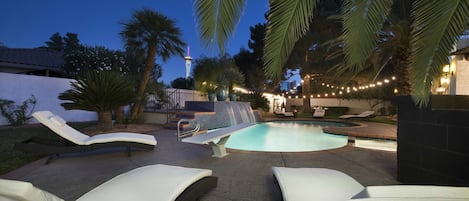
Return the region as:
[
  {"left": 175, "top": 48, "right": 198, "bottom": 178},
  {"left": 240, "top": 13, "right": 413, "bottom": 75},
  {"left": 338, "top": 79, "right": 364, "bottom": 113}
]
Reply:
[
  {"left": 59, "top": 71, "right": 136, "bottom": 131},
  {"left": 193, "top": 0, "right": 469, "bottom": 106},
  {"left": 120, "top": 8, "right": 185, "bottom": 120}
]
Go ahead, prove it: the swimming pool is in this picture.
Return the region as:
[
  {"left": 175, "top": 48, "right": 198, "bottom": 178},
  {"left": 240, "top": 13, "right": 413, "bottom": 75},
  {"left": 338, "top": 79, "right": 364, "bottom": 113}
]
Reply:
[{"left": 225, "top": 121, "right": 351, "bottom": 152}]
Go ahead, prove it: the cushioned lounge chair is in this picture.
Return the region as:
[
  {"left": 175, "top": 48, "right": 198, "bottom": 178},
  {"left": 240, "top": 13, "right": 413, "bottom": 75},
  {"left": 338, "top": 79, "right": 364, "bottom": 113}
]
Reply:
[
  {"left": 272, "top": 167, "right": 469, "bottom": 201},
  {"left": 274, "top": 109, "right": 295, "bottom": 117},
  {"left": 312, "top": 109, "right": 326, "bottom": 118},
  {"left": 14, "top": 111, "right": 157, "bottom": 163},
  {"left": 0, "top": 164, "right": 218, "bottom": 201},
  {"left": 339, "top": 110, "right": 375, "bottom": 119}
]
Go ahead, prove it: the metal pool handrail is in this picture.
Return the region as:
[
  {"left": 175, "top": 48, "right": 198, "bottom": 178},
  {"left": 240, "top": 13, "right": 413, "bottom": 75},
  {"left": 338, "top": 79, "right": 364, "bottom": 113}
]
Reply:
[{"left": 177, "top": 119, "right": 201, "bottom": 141}]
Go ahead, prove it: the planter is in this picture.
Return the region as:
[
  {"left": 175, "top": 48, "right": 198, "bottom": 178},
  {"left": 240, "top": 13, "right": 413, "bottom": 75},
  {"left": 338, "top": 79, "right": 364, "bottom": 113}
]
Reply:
[
  {"left": 207, "top": 92, "right": 216, "bottom": 102},
  {"left": 229, "top": 93, "right": 237, "bottom": 101},
  {"left": 216, "top": 89, "right": 227, "bottom": 101}
]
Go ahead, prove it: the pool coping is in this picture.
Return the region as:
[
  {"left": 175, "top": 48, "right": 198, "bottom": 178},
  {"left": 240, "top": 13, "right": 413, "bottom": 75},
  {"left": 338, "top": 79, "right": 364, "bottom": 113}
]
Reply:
[{"left": 261, "top": 118, "right": 397, "bottom": 141}]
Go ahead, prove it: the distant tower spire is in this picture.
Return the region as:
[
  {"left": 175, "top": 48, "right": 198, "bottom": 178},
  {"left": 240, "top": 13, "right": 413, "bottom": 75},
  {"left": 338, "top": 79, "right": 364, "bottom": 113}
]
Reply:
[{"left": 184, "top": 46, "right": 192, "bottom": 78}]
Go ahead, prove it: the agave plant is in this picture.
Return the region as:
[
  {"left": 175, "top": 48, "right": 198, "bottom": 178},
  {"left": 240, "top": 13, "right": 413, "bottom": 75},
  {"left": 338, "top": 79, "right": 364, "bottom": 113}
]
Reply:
[
  {"left": 194, "top": 0, "right": 469, "bottom": 106},
  {"left": 59, "top": 71, "right": 136, "bottom": 131}
]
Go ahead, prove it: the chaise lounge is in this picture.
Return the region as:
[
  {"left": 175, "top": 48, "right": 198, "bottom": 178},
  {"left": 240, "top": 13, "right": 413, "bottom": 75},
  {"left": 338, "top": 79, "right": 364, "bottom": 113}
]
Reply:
[
  {"left": 0, "top": 164, "right": 218, "bottom": 201},
  {"left": 339, "top": 111, "right": 375, "bottom": 119},
  {"left": 274, "top": 109, "right": 295, "bottom": 117},
  {"left": 14, "top": 110, "right": 157, "bottom": 163},
  {"left": 272, "top": 167, "right": 469, "bottom": 201}
]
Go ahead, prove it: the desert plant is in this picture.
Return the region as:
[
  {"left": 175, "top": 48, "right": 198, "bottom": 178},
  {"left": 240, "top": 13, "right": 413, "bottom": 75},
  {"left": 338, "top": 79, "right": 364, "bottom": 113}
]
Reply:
[
  {"left": 59, "top": 71, "right": 136, "bottom": 131},
  {"left": 0, "top": 95, "right": 37, "bottom": 126},
  {"left": 239, "top": 92, "right": 270, "bottom": 111}
]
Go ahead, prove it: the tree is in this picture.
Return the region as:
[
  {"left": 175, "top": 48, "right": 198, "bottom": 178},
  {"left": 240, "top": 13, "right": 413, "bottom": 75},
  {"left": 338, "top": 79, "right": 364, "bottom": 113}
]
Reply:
[
  {"left": 192, "top": 55, "right": 242, "bottom": 94},
  {"left": 192, "top": 56, "right": 225, "bottom": 92},
  {"left": 234, "top": 48, "right": 264, "bottom": 91},
  {"left": 45, "top": 32, "right": 64, "bottom": 51},
  {"left": 63, "top": 32, "right": 80, "bottom": 52},
  {"left": 234, "top": 23, "right": 268, "bottom": 92},
  {"left": 58, "top": 71, "right": 136, "bottom": 131},
  {"left": 171, "top": 77, "right": 195, "bottom": 89},
  {"left": 44, "top": 32, "right": 80, "bottom": 51},
  {"left": 193, "top": 0, "right": 469, "bottom": 106},
  {"left": 120, "top": 8, "right": 185, "bottom": 120},
  {"left": 222, "top": 62, "right": 245, "bottom": 95},
  {"left": 329, "top": 0, "right": 412, "bottom": 96},
  {"left": 62, "top": 45, "right": 131, "bottom": 79}
]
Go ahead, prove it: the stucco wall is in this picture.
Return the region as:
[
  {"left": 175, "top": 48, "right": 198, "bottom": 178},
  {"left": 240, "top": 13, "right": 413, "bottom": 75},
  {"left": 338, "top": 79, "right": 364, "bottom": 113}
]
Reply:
[
  {"left": 0, "top": 72, "right": 96, "bottom": 126},
  {"left": 455, "top": 57, "right": 469, "bottom": 95},
  {"left": 284, "top": 98, "right": 390, "bottom": 114}
]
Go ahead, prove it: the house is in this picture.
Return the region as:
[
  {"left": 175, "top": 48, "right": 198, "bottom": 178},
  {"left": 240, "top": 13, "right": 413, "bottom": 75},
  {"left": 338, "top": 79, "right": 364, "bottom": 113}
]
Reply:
[{"left": 0, "top": 47, "right": 64, "bottom": 77}]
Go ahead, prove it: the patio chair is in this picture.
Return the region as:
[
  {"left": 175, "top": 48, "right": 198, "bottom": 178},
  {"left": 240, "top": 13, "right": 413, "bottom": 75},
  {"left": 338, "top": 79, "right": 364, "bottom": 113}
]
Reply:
[
  {"left": 0, "top": 164, "right": 218, "bottom": 201},
  {"left": 274, "top": 109, "right": 295, "bottom": 117},
  {"left": 272, "top": 167, "right": 469, "bottom": 201},
  {"left": 339, "top": 110, "right": 375, "bottom": 119},
  {"left": 312, "top": 109, "right": 326, "bottom": 118},
  {"left": 14, "top": 110, "right": 157, "bottom": 163}
]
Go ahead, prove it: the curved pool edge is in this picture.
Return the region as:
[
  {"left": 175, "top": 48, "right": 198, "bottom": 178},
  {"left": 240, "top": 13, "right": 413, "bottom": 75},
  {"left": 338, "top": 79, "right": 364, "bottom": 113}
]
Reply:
[
  {"left": 323, "top": 123, "right": 396, "bottom": 140},
  {"left": 225, "top": 120, "right": 351, "bottom": 152}
]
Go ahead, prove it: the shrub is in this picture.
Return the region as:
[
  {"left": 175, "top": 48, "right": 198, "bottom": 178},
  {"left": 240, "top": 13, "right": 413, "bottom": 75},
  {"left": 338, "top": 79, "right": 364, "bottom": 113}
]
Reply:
[
  {"left": 59, "top": 71, "right": 136, "bottom": 131},
  {"left": 0, "top": 95, "right": 37, "bottom": 126},
  {"left": 239, "top": 92, "right": 270, "bottom": 111},
  {"left": 322, "top": 106, "right": 349, "bottom": 116}
]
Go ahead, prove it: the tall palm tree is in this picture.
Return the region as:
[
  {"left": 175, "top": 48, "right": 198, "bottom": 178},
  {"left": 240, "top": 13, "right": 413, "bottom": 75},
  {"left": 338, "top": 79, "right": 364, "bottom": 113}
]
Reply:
[
  {"left": 194, "top": 0, "right": 469, "bottom": 106},
  {"left": 120, "top": 8, "right": 185, "bottom": 120}
]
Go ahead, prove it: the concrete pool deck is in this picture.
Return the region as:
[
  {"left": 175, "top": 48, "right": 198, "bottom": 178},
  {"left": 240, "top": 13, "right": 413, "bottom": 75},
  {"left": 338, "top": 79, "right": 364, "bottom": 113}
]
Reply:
[{"left": 1, "top": 121, "right": 398, "bottom": 201}]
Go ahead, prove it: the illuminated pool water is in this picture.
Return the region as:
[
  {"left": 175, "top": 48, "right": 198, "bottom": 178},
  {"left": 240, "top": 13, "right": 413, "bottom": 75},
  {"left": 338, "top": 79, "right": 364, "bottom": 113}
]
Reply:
[{"left": 225, "top": 121, "right": 351, "bottom": 152}]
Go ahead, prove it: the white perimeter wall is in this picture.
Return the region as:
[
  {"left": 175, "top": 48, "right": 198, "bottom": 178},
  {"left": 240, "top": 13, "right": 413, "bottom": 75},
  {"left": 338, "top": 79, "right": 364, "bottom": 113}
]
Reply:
[
  {"left": 286, "top": 98, "right": 390, "bottom": 114},
  {"left": 0, "top": 72, "right": 96, "bottom": 126},
  {"left": 455, "top": 58, "right": 469, "bottom": 95}
]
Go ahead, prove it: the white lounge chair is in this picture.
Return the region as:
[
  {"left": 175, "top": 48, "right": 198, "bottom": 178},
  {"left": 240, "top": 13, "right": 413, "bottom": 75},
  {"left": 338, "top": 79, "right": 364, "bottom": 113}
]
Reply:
[
  {"left": 14, "top": 111, "right": 157, "bottom": 163},
  {"left": 272, "top": 167, "right": 469, "bottom": 201},
  {"left": 312, "top": 109, "right": 326, "bottom": 118},
  {"left": 0, "top": 164, "right": 218, "bottom": 201},
  {"left": 339, "top": 111, "right": 375, "bottom": 119},
  {"left": 274, "top": 109, "right": 295, "bottom": 117}
]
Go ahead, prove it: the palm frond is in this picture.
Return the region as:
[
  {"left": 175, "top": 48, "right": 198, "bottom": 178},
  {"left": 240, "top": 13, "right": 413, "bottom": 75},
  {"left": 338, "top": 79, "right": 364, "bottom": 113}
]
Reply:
[
  {"left": 263, "top": 0, "right": 318, "bottom": 80},
  {"left": 409, "top": 0, "right": 469, "bottom": 106},
  {"left": 193, "top": 0, "right": 246, "bottom": 53},
  {"left": 342, "top": 0, "right": 394, "bottom": 69}
]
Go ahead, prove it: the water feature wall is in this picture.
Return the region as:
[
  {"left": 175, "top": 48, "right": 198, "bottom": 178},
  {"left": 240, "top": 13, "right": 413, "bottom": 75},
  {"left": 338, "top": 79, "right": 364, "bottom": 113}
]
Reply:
[{"left": 185, "top": 101, "right": 256, "bottom": 130}]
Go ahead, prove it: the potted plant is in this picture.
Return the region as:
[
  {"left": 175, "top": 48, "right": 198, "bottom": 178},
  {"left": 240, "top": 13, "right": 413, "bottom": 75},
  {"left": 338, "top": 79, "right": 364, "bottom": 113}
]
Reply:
[{"left": 202, "top": 81, "right": 217, "bottom": 102}]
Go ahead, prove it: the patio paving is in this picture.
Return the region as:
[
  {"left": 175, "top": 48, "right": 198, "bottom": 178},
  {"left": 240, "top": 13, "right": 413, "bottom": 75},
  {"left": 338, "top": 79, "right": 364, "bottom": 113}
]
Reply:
[{"left": 1, "top": 122, "right": 398, "bottom": 201}]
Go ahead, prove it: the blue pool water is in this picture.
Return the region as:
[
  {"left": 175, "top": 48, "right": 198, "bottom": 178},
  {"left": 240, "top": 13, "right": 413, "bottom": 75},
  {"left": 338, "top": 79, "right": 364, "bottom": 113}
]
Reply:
[{"left": 225, "top": 121, "right": 350, "bottom": 152}]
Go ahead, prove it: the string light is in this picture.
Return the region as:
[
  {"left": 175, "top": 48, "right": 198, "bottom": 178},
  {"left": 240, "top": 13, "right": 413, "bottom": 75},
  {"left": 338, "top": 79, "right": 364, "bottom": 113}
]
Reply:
[
  {"left": 277, "top": 76, "right": 397, "bottom": 99},
  {"left": 303, "top": 76, "right": 397, "bottom": 98}
]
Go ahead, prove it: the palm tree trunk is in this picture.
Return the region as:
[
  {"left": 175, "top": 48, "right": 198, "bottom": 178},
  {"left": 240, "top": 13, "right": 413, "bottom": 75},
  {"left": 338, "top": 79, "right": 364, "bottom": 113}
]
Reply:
[
  {"left": 130, "top": 46, "right": 157, "bottom": 120},
  {"left": 393, "top": 47, "right": 411, "bottom": 96},
  {"left": 115, "top": 106, "right": 124, "bottom": 124},
  {"left": 302, "top": 75, "right": 311, "bottom": 113},
  {"left": 97, "top": 111, "right": 113, "bottom": 131}
]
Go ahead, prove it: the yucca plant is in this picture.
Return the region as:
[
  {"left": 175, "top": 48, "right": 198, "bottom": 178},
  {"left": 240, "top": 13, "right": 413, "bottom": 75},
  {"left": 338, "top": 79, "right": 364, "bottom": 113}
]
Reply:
[{"left": 59, "top": 71, "right": 136, "bottom": 131}]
